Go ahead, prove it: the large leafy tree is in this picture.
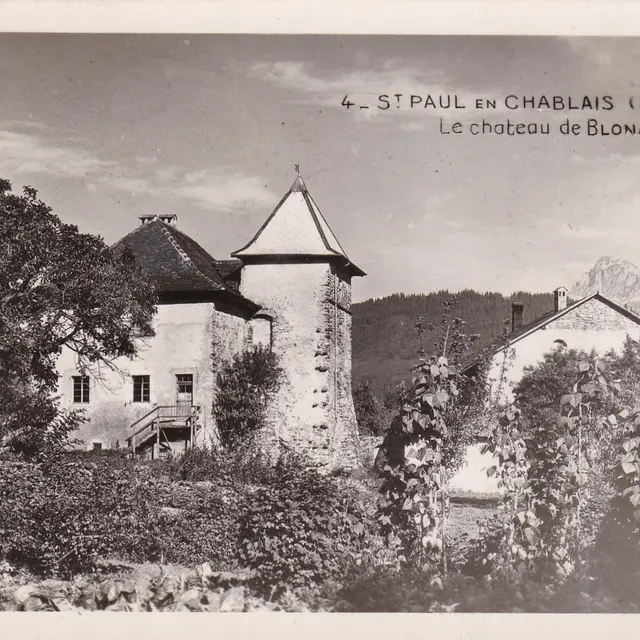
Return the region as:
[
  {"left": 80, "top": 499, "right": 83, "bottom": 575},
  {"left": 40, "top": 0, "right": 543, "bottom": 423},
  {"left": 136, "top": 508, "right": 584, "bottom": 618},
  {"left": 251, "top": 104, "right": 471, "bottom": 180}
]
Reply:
[{"left": 0, "top": 179, "right": 157, "bottom": 456}]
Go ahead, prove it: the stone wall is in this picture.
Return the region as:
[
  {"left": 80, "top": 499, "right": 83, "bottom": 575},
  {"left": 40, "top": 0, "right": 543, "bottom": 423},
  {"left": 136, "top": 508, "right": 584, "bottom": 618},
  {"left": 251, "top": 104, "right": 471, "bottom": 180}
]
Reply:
[
  {"left": 239, "top": 261, "right": 359, "bottom": 469},
  {"left": 323, "top": 266, "right": 360, "bottom": 469},
  {"left": 57, "top": 302, "right": 247, "bottom": 451},
  {"left": 552, "top": 298, "right": 640, "bottom": 332}
]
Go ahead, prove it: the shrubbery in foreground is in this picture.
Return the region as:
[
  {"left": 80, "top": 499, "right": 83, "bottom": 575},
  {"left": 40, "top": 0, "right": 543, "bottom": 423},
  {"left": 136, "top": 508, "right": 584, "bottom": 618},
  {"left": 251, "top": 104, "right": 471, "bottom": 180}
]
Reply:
[
  {"left": 0, "top": 451, "right": 245, "bottom": 577},
  {"left": 0, "top": 447, "right": 370, "bottom": 599}
]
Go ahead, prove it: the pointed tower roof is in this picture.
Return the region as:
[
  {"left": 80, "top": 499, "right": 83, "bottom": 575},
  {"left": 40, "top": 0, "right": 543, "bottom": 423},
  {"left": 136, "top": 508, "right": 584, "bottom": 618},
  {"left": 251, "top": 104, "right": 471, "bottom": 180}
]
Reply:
[{"left": 232, "top": 168, "right": 365, "bottom": 277}]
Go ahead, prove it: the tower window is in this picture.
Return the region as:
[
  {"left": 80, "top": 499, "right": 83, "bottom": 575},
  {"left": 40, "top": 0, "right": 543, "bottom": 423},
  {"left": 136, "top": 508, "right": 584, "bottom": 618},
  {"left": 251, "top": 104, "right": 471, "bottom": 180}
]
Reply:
[
  {"left": 249, "top": 316, "right": 273, "bottom": 350},
  {"left": 133, "top": 375, "right": 150, "bottom": 403},
  {"left": 72, "top": 376, "right": 90, "bottom": 404}
]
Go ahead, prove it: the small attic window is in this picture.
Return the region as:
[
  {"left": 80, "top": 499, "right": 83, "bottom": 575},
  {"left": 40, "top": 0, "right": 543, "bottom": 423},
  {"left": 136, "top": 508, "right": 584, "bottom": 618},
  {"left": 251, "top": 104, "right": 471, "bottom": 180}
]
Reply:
[{"left": 554, "top": 339, "right": 568, "bottom": 348}]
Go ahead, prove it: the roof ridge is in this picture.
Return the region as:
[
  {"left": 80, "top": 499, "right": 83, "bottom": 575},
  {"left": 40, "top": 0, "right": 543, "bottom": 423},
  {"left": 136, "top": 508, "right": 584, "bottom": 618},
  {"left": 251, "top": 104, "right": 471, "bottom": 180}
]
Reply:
[
  {"left": 464, "top": 291, "right": 640, "bottom": 371},
  {"left": 158, "top": 223, "right": 226, "bottom": 292},
  {"left": 232, "top": 188, "right": 292, "bottom": 256},
  {"left": 305, "top": 190, "right": 348, "bottom": 257},
  {"left": 300, "top": 189, "right": 340, "bottom": 255}
]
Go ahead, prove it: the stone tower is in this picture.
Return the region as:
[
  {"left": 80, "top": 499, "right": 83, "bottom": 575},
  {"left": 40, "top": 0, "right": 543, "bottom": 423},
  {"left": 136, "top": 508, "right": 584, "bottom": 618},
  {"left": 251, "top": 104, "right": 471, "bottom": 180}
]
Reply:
[{"left": 232, "top": 170, "right": 366, "bottom": 469}]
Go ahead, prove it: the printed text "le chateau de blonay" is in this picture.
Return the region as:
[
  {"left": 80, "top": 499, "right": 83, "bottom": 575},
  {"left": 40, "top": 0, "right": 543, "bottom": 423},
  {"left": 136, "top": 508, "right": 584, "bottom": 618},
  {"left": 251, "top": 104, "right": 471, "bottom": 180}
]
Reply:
[{"left": 341, "top": 94, "right": 640, "bottom": 137}]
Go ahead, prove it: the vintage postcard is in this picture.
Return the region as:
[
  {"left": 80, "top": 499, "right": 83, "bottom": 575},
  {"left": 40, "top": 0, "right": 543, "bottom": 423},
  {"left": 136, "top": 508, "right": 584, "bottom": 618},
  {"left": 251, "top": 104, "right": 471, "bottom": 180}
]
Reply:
[{"left": 1, "top": 7, "right": 640, "bottom": 635}]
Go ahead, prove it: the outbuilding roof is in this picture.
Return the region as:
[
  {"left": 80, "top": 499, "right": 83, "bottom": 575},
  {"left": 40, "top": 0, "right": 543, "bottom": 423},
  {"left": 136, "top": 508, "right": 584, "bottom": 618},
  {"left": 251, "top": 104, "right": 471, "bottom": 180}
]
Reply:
[{"left": 462, "top": 291, "right": 640, "bottom": 372}]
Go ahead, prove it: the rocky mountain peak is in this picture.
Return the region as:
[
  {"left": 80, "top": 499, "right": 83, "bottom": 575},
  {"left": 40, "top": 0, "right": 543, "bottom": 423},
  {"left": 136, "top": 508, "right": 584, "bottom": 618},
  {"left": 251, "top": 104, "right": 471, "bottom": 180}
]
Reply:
[{"left": 571, "top": 256, "right": 640, "bottom": 312}]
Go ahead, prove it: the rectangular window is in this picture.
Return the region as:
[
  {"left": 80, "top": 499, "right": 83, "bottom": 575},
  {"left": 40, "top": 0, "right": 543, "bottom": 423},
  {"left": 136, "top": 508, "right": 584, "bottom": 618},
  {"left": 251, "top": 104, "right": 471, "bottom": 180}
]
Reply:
[
  {"left": 72, "top": 375, "right": 90, "bottom": 404},
  {"left": 250, "top": 317, "right": 273, "bottom": 350},
  {"left": 92, "top": 442, "right": 103, "bottom": 451},
  {"left": 133, "top": 375, "right": 150, "bottom": 403}
]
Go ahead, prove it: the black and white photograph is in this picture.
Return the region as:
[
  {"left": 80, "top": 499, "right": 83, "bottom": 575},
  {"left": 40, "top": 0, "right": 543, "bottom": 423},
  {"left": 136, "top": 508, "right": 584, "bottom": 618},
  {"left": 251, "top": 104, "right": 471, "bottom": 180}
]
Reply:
[{"left": 2, "top": 27, "right": 640, "bottom": 617}]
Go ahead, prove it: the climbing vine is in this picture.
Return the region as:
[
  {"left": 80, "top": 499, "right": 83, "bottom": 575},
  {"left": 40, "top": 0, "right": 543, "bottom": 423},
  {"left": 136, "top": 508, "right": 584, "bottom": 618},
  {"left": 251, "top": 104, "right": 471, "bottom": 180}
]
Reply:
[
  {"left": 377, "top": 353, "right": 452, "bottom": 565},
  {"left": 481, "top": 359, "right": 611, "bottom": 580},
  {"left": 376, "top": 296, "right": 482, "bottom": 568}
]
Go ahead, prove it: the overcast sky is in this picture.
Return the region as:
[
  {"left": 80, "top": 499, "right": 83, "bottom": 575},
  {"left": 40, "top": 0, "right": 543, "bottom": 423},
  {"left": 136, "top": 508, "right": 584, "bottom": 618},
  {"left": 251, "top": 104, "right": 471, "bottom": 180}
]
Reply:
[{"left": 2, "top": 35, "right": 640, "bottom": 302}]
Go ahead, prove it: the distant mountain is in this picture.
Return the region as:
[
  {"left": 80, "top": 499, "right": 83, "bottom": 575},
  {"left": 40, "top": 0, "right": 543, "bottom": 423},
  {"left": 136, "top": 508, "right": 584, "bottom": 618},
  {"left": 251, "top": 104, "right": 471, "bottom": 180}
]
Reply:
[
  {"left": 352, "top": 290, "right": 554, "bottom": 400},
  {"left": 570, "top": 256, "right": 640, "bottom": 311}
]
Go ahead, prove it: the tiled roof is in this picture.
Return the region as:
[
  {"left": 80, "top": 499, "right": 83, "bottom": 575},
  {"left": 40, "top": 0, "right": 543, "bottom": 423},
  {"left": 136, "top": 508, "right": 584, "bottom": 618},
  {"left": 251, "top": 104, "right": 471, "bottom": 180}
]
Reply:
[
  {"left": 214, "top": 258, "right": 243, "bottom": 291},
  {"left": 215, "top": 258, "right": 243, "bottom": 279},
  {"left": 232, "top": 174, "right": 365, "bottom": 277},
  {"left": 111, "top": 218, "right": 258, "bottom": 311},
  {"left": 462, "top": 292, "right": 640, "bottom": 372}
]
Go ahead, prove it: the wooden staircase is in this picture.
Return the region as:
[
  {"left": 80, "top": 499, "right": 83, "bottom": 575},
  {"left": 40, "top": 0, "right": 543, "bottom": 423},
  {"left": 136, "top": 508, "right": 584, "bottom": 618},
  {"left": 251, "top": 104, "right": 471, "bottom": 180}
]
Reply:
[{"left": 126, "top": 405, "right": 200, "bottom": 459}]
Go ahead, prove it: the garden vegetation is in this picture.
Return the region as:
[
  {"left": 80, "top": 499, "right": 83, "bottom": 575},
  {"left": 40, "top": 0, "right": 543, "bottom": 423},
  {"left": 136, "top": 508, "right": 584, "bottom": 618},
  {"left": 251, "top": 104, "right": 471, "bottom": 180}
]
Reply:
[{"left": 1, "top": 182, "right": 640, "bottom": 612}]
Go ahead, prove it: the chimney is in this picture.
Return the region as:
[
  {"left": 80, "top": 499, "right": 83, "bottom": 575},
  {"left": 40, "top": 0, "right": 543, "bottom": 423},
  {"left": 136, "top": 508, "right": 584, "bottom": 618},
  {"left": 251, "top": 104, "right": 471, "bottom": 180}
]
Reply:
[
  {"left": 511, "top": 302, "right": 524, "bottom": 332},
  {"left": 139, "top": 214, "right": 178, "bottom": 226},
  {"left": 554, "top": 287, "right": 568, "bottom": 312}
]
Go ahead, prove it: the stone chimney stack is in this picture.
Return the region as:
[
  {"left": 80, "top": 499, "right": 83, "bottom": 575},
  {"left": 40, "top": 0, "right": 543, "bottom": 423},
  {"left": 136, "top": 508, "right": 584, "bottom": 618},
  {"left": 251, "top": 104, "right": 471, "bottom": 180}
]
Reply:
[
  {"left": 139, "top": 214, "right": 178, "bottom": 226},
  {"left": 554, "top": 287, "right": 568, "bottom": 312},
  {"left": 511, "top": 302, "right": 524, "bottom": 332}
]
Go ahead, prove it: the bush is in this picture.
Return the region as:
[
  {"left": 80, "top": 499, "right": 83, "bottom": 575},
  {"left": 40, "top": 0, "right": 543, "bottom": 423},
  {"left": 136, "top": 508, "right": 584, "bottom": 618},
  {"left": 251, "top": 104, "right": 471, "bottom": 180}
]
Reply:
[
  {"left": 353, "top": 379, "right": 385, "bottom": 436},
  {"left": 237, "top": 455, "right": 366, "bottom": 598},
  {"left": 0, "top": 452, "right": 246, "bottom": 576},
  {"left": 168, "top": 444, "right": 277, "bottom": 486},
  {"left": 212, "top": 345, "right": 282, "bottom": 449},
  {"left": 0, "top": 456, "right": 166, "bottom": 576},
  {"left": 153, "top": 481, "right": 243, "bottom": 569}
]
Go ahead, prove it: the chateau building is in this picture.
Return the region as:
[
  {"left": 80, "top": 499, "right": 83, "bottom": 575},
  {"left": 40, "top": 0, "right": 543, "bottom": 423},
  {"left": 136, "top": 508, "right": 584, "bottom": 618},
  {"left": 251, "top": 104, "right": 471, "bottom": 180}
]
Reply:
[{"left": 56, "top": 171, "right": 365, "bottom": 469}]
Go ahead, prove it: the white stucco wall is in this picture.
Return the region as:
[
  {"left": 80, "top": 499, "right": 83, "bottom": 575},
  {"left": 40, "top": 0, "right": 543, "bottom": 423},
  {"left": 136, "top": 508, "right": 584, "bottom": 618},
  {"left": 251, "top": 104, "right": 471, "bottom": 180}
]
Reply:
[
  {"left": 57, "top": 302, "right": 247, "bottom": 451},
  {"left": 488, "top": 327, "right": 640, "bottom": 405}
]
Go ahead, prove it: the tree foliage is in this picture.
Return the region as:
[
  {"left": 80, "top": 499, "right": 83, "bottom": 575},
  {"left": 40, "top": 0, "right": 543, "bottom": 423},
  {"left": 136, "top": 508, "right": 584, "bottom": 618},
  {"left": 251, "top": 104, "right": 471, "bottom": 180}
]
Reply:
[
  {"left": 353, "top": 379, "right": 385, "bottom": 436},
  {"left": 0, "top": 180, "right": 157, "bottom": 456},
  {"left": 514, "top": 346, "right": 596, "bottom": 436},
  {"left": 353, "top": 290, "right": 555, "bottom": 399}
]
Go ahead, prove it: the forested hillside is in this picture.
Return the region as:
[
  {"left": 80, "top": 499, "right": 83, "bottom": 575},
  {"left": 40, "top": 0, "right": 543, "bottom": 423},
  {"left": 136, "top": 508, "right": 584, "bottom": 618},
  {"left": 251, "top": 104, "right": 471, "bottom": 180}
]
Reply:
[{"left": 352, "top": 289, "right": 554, "bottom": 399}]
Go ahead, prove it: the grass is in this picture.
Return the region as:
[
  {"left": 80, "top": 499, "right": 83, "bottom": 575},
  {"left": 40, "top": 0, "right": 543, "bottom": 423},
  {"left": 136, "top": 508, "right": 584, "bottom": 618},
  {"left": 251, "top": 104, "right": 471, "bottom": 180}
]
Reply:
[{"left": 448, "top": 502, "right": 496, "bottom": 540}]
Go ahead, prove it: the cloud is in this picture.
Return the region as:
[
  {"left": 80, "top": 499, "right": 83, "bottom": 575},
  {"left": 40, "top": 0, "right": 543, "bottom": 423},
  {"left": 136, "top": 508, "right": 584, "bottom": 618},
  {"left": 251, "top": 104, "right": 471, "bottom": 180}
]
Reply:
[
  {"left": 0, "top": 123, "right": 275, "bottom": 214},
  {"left": 175, "top": 169, "right": 276, "bottom": 212},
  {"left": 2, "top": 119, "right": 51, "bottom": 132},
  {"left": 249, "top": 59, "right": 502, "bottom": 122},
  {"left": 102, "top": 167, "right": 277, "bottom": 213},
  {"left": 0, "top": 128, "right": 113, "bottom": 179},
  {"left": 565, "top": 37, "right": 640, "bottom": 72},
  {"left": 105, "top": 176, "right": 157, "bottom": 195}
]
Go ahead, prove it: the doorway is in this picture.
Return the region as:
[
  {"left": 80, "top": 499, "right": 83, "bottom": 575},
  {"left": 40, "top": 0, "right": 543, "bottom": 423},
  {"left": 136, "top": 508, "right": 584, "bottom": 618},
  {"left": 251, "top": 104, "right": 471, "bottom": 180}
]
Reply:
[{"left": 176, "top": 373, "right": 194, "bottom": 416}]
